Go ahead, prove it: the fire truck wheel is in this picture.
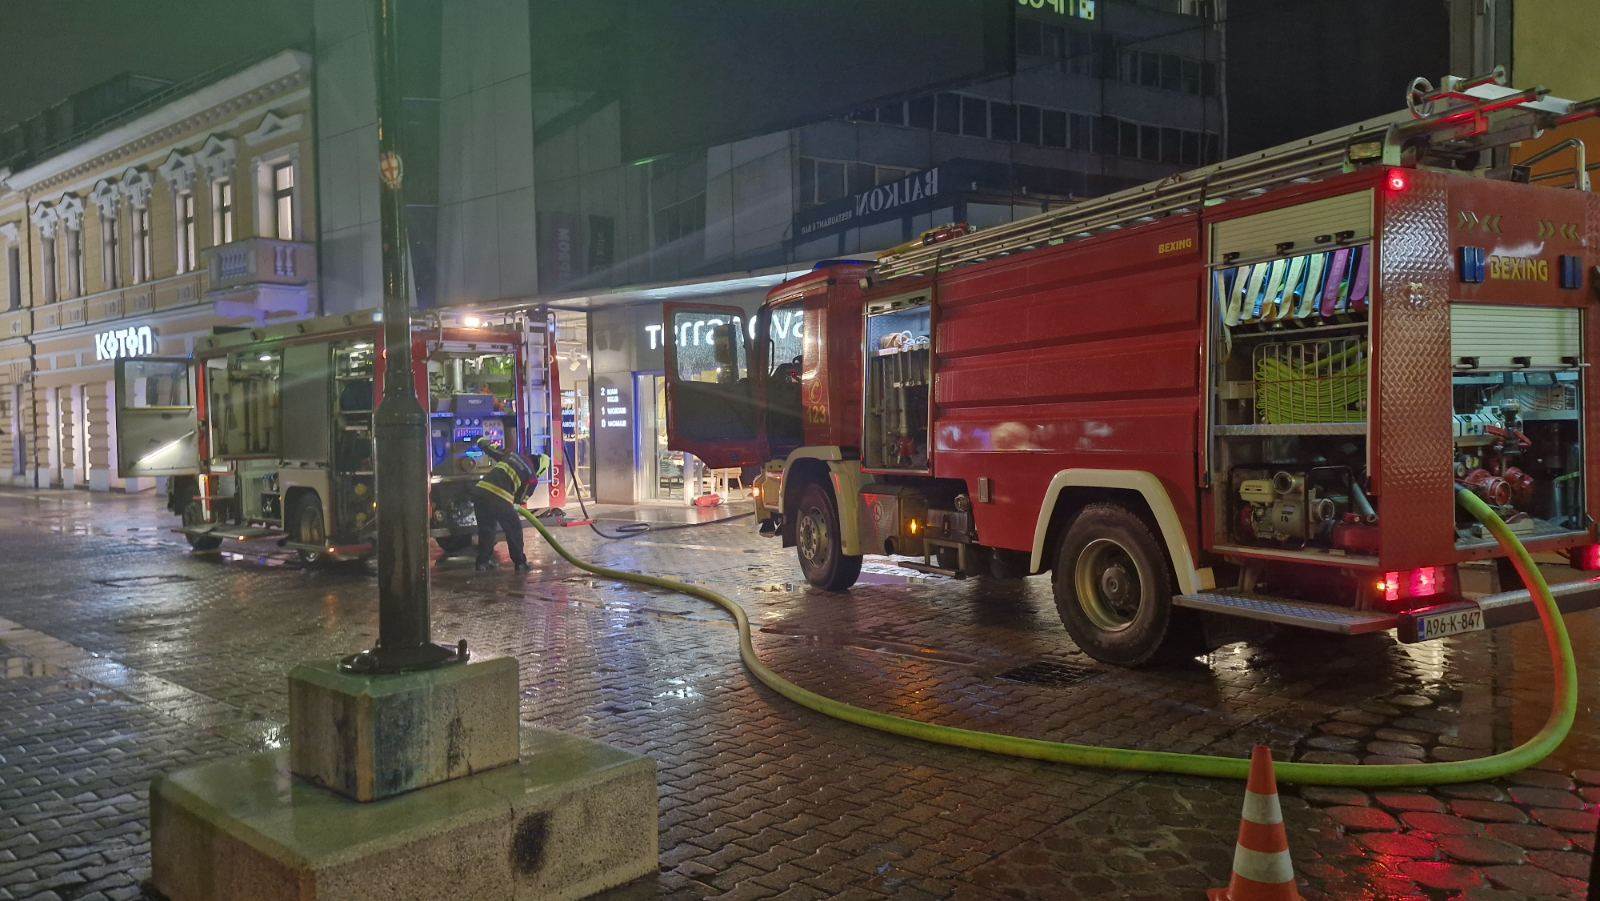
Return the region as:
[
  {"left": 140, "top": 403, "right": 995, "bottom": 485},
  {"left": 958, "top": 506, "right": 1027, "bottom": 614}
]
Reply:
[
  {"left": 176, "top": 487, "right": 223, "bottom": 551},
  {"left": 436, "top": 535, "right": 474, "bottom": 556},
  {"left": 184, "top": 528, "right": 222, "bottom": 551},
  {"left": 291, "top": 494, "right": 328, "bottom": 565},
  {"left": 1052, "top": 503, "right": 1183, "bottom": 667},
  {"left": 795, "top": 481, "right": 862, "bottom": 591}
]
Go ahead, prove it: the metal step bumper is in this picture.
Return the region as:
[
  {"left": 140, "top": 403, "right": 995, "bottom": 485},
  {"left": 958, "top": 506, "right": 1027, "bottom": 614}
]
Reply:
[
  {"left": 1173, "top": 592, "right": 1397, "bottom": 634},
  {"left": 1176, "top": 577, "right": 1600, "bottom": 638}
]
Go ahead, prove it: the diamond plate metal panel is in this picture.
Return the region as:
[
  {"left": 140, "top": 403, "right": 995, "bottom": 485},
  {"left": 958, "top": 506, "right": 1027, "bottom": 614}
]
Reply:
[
  {"left": 1375, "top": 171, "right": 1455, "bottom": 569},
  {"left": 1173, "top": 591, "right": 1397, "bottom": 633}
]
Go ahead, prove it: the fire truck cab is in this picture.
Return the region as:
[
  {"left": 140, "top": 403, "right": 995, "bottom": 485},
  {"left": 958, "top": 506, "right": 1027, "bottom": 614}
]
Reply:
[
  {"left": 114, "top": 311, "right": 551, "bottom": 562},
  {"left": 664, "top": 72, "right": 1600, "bottom": 667}
]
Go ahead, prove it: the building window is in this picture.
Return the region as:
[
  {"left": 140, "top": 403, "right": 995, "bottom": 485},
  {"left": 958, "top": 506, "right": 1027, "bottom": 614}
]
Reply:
[
  {"left": 65, "top": 228, "right": 84, "bottom": 298},
  {"left": 40, "top": 237, "right": 57, "bottom": 303},
  {"left": 653, "top": 196, "right": 705, "bottom": 247},
  {"left": 989, "top": 102, "right": 1017, "bottom": 143},
  {"left": 814, "top": 160, "right": 846, "bottom": 204},
  {"left": 213, "top": 179, "right": 234, "bottom": 245},
  {"left": 1042, "top": 109, "right": 1068, "bottom": 148},
  {"left": 1139, "top": 125, "right": 1160, "bottom": 162},
  {"left": 1181, "top": 131, "right": 1201, "bottom": 166},
  {"left": 1119, "top": 120, "right": 1139, "bottom": 158},
  {"left": 906, "top": 96, "right": 934, "bottom": 129},
  {"left": 960, "top": 96, "right": 987, "bottom": 138},
  {"left": 798, "top": 158, "right": 918, "bottom": 207},
  {"left": 1018, "top": 105, "right": 1042, "bottom": 144},
  {"left": 1161, "top": 127, "right": 1183, "bottom": 164},
  {"left": 876, "top": 165, "right": 915, "bottom": 186},
  {"left": 1159, "top": 55, "right": 1182, "bottom": 92},
  {"left": 177, "top": 191, "right": 197, "bottom": 272},
  {"left": 271, "top": 162, "right": 296, "bottom": 240},
  {"left": 132, "top": 208, "right": 151, "bottom": 284},
  {"left": 1070, "top": 114, "right": 1095, "bottom": 152},
  {"left": 6, "top": 245, "right": 19, "bottom": 310},
  {"left": 102, "top": 214, "right": 121, "bottom": 290},
  {"left": 1181, "top": 58, "right": 1201, "bottom": 95},
  {"left": 934, "top": 93, "right": 961, "bottom": 135}
]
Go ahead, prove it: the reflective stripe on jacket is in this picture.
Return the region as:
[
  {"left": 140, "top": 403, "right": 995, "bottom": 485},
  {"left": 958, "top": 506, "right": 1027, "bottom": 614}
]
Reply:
[{"left": 475, "top": 452, "right": 535, "bottom": 504}]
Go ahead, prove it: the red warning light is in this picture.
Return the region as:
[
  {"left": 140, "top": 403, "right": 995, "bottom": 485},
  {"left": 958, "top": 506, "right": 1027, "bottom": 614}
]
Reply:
[{"left": 1386, "top": 169, "right": 1410, "bottom": 192}]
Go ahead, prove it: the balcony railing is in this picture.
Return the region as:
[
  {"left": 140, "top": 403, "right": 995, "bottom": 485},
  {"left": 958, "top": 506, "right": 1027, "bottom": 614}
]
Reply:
[{"left": 203, "top": 237, "right": 317, "bottom": 292}]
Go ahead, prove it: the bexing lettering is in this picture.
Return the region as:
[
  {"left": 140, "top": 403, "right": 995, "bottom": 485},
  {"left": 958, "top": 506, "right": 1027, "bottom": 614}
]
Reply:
[
  {"left": 1158, "top": 237, "right": 1194, "bottom": 255},
  {"left": 1487, "top": 255, "right": 1549, "bottom": 282}
]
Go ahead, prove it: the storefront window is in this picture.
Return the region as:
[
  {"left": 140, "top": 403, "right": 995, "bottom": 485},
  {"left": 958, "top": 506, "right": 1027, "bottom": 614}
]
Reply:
[{"left": 636, "top": 372, "right": 695, "bottom": 501}]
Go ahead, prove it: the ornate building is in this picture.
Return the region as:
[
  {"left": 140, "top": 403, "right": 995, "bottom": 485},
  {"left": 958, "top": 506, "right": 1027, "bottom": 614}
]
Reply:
[{"left": 0, "top": 49, "right": 316, "bottom": 490}]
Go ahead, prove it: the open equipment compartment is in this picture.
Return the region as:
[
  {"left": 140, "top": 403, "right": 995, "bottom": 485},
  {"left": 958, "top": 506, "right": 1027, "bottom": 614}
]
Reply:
[
  {"left": 1208, "top": 229, "right": 1378, "bottom": 561},
  {"left": 862, "top": 293, "right": 933, "bottom": 471},
  {"left": 1450, "top": 304, "right": 1586, "bottom": 546}
]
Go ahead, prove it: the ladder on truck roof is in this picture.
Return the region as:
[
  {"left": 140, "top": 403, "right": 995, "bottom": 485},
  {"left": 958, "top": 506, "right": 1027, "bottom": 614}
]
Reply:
[{"left": 875, "top": 68, "right": 1600, "bottom": 282}]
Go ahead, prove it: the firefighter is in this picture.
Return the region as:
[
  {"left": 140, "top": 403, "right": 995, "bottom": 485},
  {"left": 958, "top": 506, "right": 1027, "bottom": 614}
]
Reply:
[{"left": 471, "top": 435, "right": 545, "bottom": 572}]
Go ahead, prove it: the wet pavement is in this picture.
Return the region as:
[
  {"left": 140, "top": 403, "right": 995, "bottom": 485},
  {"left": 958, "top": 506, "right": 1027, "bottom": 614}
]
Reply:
[{"left": 0, "top": 486, "right": 1595, "bottom": 900}]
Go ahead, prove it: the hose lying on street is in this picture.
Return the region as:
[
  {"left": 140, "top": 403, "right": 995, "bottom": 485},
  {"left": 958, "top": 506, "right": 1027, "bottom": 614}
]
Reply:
[{"left": 516, "top": 487, "right": 1577, "bottom": 786}]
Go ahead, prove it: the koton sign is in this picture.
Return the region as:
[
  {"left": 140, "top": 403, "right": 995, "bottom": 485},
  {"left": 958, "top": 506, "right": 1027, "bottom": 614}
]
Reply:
[{"left": 94, "top": 325, "right": 154, "bottom": 361}]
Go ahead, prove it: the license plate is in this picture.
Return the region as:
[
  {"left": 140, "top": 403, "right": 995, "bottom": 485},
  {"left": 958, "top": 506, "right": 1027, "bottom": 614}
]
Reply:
[{"left": 1409, "top": 606, "right": 1484, "bottom": 642}]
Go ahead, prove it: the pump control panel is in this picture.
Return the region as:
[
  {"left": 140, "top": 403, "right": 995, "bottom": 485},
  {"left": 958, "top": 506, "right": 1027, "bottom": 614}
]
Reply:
[{"left": 430, "top": 394, "right": 514, "bottom": 474}]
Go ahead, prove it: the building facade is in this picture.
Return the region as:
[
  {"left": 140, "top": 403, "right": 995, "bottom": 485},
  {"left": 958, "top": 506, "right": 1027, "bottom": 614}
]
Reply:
[
  {"left": 0, "top": 49, "right": 317, "bottom": 490},
  {"left": 311, "top": 0, "right": 1225, "bottom": 505}
]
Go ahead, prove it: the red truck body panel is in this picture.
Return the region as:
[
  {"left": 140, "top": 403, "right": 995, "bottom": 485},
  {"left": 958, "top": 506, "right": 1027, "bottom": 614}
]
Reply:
[
  {"left": 769, "top": 165, "right": 1599, "bottom": 583},
  {"left": 930, "top": 216, "right": 1206, "bottom": 557}
]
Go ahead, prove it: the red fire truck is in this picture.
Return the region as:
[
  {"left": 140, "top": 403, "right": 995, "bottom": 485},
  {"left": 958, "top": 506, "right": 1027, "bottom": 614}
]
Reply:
[
  {"left": 114, "top": 311, "right": 552, "bottom": 562},
  {"left": 664, "top": 72, "right": 1600, "bottom": 666}
]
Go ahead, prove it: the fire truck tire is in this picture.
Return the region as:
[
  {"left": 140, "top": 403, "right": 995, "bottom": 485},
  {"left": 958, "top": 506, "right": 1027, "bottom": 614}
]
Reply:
[
  {"left": 182, "top": 505, "right": 222, "bottom": 553},
  {"left": 436, "top": 535, "right": 474, "bottom": 556},
  {"left": 290, "top": 494, "right": 328, "bottom": 565},
  {"left": 1052, "top": 503, "right": 1190, "bottom": 667},
  {"left": 794, "top": 481, "right": 862, "bottom": 591},
  {"left": 174, "top": 482, "right": 222, "bottom": 551}
]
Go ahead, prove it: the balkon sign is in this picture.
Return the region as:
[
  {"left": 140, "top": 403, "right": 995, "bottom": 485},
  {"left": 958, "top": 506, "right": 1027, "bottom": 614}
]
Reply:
[
  {"left": 794, "top": 165, "right": 951, "bottom": 241},
  {"left": 94, "top": 324, "right": 155, "bottom": 361}
]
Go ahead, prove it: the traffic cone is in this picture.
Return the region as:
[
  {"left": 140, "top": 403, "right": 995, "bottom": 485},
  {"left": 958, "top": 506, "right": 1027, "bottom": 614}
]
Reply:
[{"left": 1209, "top": 745, "right": 1303, "bottom": 901}]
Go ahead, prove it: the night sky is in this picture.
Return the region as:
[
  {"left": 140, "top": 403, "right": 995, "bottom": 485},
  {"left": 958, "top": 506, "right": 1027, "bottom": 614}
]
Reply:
[{"left": 0, "top": 0, "right": 312, "bottom": 131}]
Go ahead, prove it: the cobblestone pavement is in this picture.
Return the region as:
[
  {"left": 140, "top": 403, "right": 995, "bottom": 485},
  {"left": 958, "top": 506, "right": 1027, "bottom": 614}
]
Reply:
[{"left": 0, "top": 487, "right": 1595, "bottom": 900}]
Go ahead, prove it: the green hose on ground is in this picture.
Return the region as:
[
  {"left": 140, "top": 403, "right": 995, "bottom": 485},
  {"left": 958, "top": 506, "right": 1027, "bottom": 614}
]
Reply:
[{"left": 516, "top": 487, "right": 1577, "bottom": 786}]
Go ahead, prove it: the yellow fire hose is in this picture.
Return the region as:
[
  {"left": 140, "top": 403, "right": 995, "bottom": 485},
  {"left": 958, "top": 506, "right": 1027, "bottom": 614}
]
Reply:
[{"left": 516, "top": 487, "right": 1577, "bottom": 785}]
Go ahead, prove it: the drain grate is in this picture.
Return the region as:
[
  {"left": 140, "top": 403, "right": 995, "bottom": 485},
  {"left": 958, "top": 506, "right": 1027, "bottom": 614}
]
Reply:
[
  {"left": 93, "top": 574, "right": 195, "bottom": 588},
  {"left": 995, "top": 659, "right": 1103, "bottom": 687}
]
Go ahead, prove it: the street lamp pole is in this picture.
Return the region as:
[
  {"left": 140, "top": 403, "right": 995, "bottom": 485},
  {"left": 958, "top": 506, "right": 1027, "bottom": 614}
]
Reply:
[{"left": 340, "top": 0, "right": 463, "bottom": 674}]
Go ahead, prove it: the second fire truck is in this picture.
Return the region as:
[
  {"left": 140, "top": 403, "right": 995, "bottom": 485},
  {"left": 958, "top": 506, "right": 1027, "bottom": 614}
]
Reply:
[
  {"left": 114, "top": 311, "right": 551, "bottom": 562},
  {"left": 665, "top": 72, "right": 1600, "bottom": 666}
]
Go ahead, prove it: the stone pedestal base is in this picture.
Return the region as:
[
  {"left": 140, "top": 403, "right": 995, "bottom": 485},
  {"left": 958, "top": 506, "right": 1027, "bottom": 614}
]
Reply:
[
  {"left": 288, "top": 657, "right": 519, "bottom": 801},
  {"left": 150, "top": 728, "right": 658, "bottom": 901}
]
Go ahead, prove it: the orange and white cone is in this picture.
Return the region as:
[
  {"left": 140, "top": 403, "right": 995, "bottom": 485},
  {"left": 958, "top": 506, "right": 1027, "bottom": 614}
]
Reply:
[{"left": 1208, "top": 745, "right": 1303, "bottom": 901}]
